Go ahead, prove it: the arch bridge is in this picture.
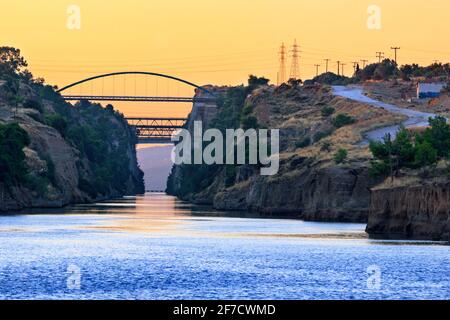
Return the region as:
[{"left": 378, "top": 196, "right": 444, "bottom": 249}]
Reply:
[{"left": 57, "top": 72, "right": 216, "bottom": 143}]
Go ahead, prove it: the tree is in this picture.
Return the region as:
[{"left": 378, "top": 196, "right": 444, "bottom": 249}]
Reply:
[
  {"left": 391, "top": 126, "right": 415, "bottom": 168},
  {"left": 0, "top": 123, "right": 30, "bottom": 186},
  {"left": 0, "top": 47, "right": 28, "bottom": 75},
  {"left": 334, "top": 149, "right": 348, "bottom": 164},
  {"left": 373, "top": 59, "right": 398, "bottom": 80},
  {"left": 420, "top": 116, "right": 450, "bottom": 158},
  {"left": 414, "top": 141, "right": 438, "bottom": 167},
  {"left": 45, "top": 114, "right": 68, "bottom": 137},
  {"left": 247, "top": 75, "right": 269, "bottom": 92}
]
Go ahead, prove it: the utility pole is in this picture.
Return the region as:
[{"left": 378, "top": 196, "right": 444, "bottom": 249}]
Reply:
[
  {"left": 277, "top": 43, "right": 287, "bottom": 85},
  {"left": 341, "top": 63, "right": 346, "bottom": 76},
  {"left": 376, "top": 52, "right": 384, "bottom": 63},
  {"left": 336, "top": 61, "right": 341, "bottom": 75},
  {"left": 289, "top": 39, "right": 300, "bottom": 80},
  {"left": 390, "top": 47, "right": 400, "bottom": 64},
  {"left": 361, "top": 59, "right": 368, "bottom": 68},
  {"left": 324, "top": 59, "right": 330, "bottom": 73},
  {"left": 351, "top": 61, "right": 359, "bottom": 73},
  {"left": 314, "top": 64, "right": 321, "bottom": 77}
]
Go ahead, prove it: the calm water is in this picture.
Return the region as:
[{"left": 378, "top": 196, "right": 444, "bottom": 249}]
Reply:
[{"left": 0, "top": 194, "right": 449, "bottom": 300}]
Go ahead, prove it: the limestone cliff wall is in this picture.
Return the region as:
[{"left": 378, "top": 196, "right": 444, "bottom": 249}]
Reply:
[
  {"left": 167, "top": 84, "right": 379, "bottom": 222},
  {"left": 213, "top": 162, "right": 371, "bottom": 222},
  {"left": 0, "top": 80, "right": 144, "bottom": 212}
]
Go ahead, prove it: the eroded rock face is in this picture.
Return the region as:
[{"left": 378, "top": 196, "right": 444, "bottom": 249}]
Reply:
[
  {"left": 367, "top": 183, "right": 450, "bottom": 241},
  {"left": 212, "top": 162, "right": 371, "bottom": 222},
  {"left": 167, "top": 83, "right": 383, "bottom": 222},
  {"left": 0, "top": 82, "right": 144, "bottom": 212}
]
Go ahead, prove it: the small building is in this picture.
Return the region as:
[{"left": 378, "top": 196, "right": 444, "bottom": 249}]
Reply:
[{"left": 417, "top": 82, "right": 446, "bottom": 99}]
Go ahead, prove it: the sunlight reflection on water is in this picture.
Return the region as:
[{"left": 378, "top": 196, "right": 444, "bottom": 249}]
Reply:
[{"left": 0, "top": 194, "right": 449, "bottom": 300}]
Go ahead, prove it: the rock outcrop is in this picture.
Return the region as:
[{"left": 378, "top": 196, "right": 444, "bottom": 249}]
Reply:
[
  {"left": 217, "top": 162, "right": 371, "bottom": 222},
  {"left": 167, "top": 82, "right": 399, "bottom": 222},
  {"left": 0, "top": 78, "right": 144, "bottom": 212},
  {"left": 367, "top": 180, "right": 450, "bottom": 241}
]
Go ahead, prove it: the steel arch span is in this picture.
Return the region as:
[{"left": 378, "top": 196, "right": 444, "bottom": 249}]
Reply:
[{"left": 56, "top": 71, "right": 214, "bottom": 95}]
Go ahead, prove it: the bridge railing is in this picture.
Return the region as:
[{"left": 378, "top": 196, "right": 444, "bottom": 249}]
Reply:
[{"left": 126, "top": 117, "right": 187, "bottom": 144}]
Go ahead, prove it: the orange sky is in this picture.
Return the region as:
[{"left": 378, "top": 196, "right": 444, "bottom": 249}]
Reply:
[{"left": 0, "top": 0, "right": 449, "bottom": 117}]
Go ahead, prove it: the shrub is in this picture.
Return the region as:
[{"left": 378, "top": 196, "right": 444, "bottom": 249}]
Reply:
[
  {"left": 0, "top": 123, "right": 30, "bottom": 186},
  {"left": 332, "top": 113, "right": 356, "bottom": 128},
  {"left": 296, "top": 137, "right": 311, "bottom": 149},
  {"left": 334, "top": 148, "right": 348, "bottom": 164},
  {"left": 241, "top": 115, "right": 259, "bottom": 130},
  {"left": 321, "top": 141, "right": 332, "bottom": 152},
  {"left": 25, "top": 174, "right": 49, "bottom": 196},
  {"left": 23, "top": 99, "right": 43, "bottom": 113},
  {"left": 45, "top": 114, "right": 68, "bottom": 137},
  {"left": 313, "top": 129, "right": 332, "bottom": 142},
  {"left": 321, "top": 106, "right": 335, "bottom": 117}
]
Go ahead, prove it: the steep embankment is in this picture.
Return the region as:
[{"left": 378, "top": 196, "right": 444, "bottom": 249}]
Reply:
[
  {"left": 367, "top": 173, "right": 450, "bottom": 241},
  {"left": 167, "top": 81, "right": 404, "bottom": 222},
  {"left": 0, "top": 77, "right": 144, "bottom": 212},
  {"left": 337, "top": 83, "right": 450, "bottom": 241}
]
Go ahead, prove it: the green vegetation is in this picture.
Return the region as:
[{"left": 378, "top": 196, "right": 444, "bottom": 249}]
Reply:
[
  {"left": 308, "top": 72, "right": 355, "bottom": 86},
  {"left": 0, "top": 47, "right": 28, "bottom": 75},
  {"left": 332, "top": 113, "right": 356, "bottom": 128},
  {"left": 23, "top": 99, "right": 43, "bottom": 113},
  {"left": 0, "top": 46, "right": 144, "bottom": 198},
  {"left": 399, "top": 63, "right": 450, "bottom": 81},
  {"left": 65, "top": 104, "right": 137, "bottom": 196},
  {"left": 309, "top": 60, "right": 449, "bottom": 84},
  {"left": 321, "top": 141, "right": 332, "bottom": 152},
  {"left": 45, "top": 114, "right": 68, "bottom": 137},
  {"left": 334, "top": 148, "right": 348, "bottom": 164},
  {"left": 296, "top": 137, "right": 311, "bottom": 149},
  {"left": 313, "top": 129, "right": 333, "bottom": 142},
  {"left": 167, "top": 75, "right": 268, "bottom": 198},
  {"left": 356, "top": 59, "right": 398, "bottom": 81},
  {"left": 369, "top": 116, "right": 450, "bottom": 178},
  {"left": 321, "top": 106, "right": 335, "bottom": 117},
  {"left": 0, "top": 123, "right": 30, "bottom": 187}
]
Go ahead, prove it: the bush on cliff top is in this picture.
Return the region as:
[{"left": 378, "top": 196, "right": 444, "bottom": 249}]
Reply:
[{"left": 369, "top": 116, "right": 450, "bottom": 178}]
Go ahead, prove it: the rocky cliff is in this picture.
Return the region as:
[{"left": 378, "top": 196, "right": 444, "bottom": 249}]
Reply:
[
  {"left": 367, "top": 173, "right": 450, "bottom": 241},
  {"left": 0, "top": 74, "right": 144, "bottom": 212}
]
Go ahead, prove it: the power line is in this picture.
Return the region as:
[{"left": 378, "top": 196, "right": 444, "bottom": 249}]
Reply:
[
  {"left": 289, "top": 39, "right": 300, "bottom": 80},
  {"left": 390, "top": 46, "right": 401, "bottom": 64},
  {"left": 314, "top": 64, "right": 321, "bottom": 77},
  {"left": 376, "top": 52, "right": 385, "bottom": 63},
  {"left": 324, "top": 59, "right": 330, "bottom": 73},
  {"left": 278, "top": 43, "right": 287, "bottom": 85},
  {"left": 351, "top": 61, "right": 359, "bottom": 73}
]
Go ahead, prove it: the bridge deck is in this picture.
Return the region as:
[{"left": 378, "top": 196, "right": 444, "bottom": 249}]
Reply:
[
  {"left": 62, "top": 95, "right": 215, "bottom": 103},
  {"left": 126, "top": 117, "right": 187, "bottom": 144}
]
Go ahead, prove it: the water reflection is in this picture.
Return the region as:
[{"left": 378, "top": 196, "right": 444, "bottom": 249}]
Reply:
[{"left": 0, "top": 194, "right": 449, "bottom": 300}]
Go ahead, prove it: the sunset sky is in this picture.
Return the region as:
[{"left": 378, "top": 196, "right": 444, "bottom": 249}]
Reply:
[{"left": 0, "top": 0, "right": 449, "bottom": 117}]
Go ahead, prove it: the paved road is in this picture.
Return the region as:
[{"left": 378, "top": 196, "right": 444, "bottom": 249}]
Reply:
[{"left": 332, "top": 86, "right": 436, "bottom": 143}]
